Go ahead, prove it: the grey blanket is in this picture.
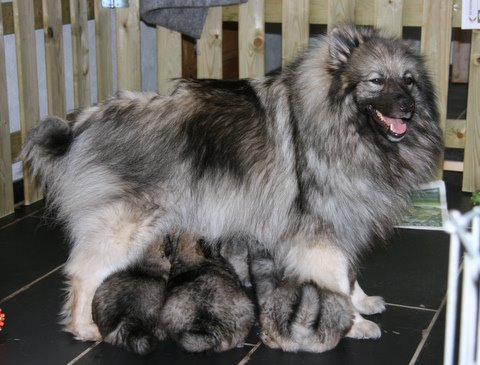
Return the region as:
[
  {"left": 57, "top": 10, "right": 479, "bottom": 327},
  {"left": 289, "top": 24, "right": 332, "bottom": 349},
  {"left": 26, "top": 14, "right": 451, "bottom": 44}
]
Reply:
[{"left": 141, "top": 0, "right": 248, "bottom": 39}]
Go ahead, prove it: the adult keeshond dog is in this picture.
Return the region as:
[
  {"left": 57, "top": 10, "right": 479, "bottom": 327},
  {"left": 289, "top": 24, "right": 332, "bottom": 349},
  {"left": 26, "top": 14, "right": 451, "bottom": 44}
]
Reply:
[{"left": 23, "top": 25, "right": 442, "bottom": 348}]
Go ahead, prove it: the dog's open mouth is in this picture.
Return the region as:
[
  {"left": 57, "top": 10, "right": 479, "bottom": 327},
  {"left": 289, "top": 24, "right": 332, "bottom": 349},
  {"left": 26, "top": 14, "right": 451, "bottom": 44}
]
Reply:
[{"left": 367, "top": 105, "right": 408, "bottom": 142}]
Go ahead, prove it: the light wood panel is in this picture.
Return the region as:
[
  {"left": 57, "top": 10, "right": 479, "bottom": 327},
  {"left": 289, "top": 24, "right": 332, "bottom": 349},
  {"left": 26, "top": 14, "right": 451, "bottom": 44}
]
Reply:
[
  {"left": 0, "top": 3, "right": 14, "bottom": 217},
  {"left": 197, "top": 7, "right": 223, "bottom": 79},
  {"left": 43, "top": 0, "right": 66, "bottom": 117},
  {"left": 420, "top": 0, "right": 452, "bottom": 179},
  {"left": 327, "top": 0, "right": 354, "bottom": 30},
  {"left": 374, "top": 0, "right": 404, "bottom": 36},
  {"left": 462, "top": 30, "right": 480, "bottom": 192},
  {"left": 94, "top": 0, "right": 113, "bottom": 101},
  {"left": 282, "top": 0, "right": 310, "bottom": 67},
  {"left": 13, "top": 0, "right": 42, "bottom": 204},
  {"left": 116, "top": 0, "right": 141, "bottom": 90},
  {"left": 157, "top": 26, "right": 181, "bottom": 95},
  {"left": 70, "top": 0, "right": 91, "bottom": 108},
  {"left": 238, "top": 0, "right": 265, "bottom": 78}
]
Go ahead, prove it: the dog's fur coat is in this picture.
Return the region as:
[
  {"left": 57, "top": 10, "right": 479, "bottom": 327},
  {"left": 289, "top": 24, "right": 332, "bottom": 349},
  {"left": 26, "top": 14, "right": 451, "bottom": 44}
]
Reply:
[{"left": 22, "top": 25, "right": 442, "bottom": 348}]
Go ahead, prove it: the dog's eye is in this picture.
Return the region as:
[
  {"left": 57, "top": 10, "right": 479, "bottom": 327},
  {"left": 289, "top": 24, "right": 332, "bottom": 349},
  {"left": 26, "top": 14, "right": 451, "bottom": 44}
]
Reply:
[
  {"left": 370, "top": 78, "right": 384, "bottom": 86},
  {"left": 404, "top": 76, "right": 414, "bottom": 86}
]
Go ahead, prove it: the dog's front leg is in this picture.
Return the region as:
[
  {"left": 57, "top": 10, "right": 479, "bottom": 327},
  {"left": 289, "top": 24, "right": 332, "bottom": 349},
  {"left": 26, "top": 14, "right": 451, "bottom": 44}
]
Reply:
[{"left": 282, "top": 240, "right": 382, "bottom": 340}]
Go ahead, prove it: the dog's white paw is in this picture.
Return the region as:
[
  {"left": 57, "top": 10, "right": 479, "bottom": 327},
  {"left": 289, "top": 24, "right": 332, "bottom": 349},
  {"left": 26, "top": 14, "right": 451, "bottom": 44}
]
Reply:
[
  {"left": 354, "top": 295, "right": 386, "bottom": 315},
  {"left": 345, "top": 317, "right": 381, "bottom": 340},
  {"left": 68, "top": 322, "right": 102, "bottom": 342}
]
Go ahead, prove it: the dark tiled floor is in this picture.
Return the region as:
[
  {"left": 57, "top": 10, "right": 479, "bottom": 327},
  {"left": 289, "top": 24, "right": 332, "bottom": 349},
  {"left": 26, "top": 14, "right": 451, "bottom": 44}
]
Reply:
[{"left": 0, "top": 172, "right": 473, "bottom": 365}]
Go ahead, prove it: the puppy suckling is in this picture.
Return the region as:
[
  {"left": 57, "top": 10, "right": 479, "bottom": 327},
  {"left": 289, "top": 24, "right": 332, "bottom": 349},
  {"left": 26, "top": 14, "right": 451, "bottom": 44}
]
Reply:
[
  {"left": 92, "top": 233, "right": 255, "bottom": 355},
  {"left": 160, "top": 233, "right": 255, "bottom": 353},
  {"left": 249, "top": 247, "right": 355, "bottom": 353},
  {"left": 92, "top": 236, "right": 172, "bottom": 355}
]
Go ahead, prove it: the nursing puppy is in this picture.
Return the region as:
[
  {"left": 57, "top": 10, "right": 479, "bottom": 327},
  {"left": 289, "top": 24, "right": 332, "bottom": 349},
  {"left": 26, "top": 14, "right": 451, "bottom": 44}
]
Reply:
[
  {"left": 91, "top": 236, "right": 171, "bottom": 355},
  {"left": 249, "top": 247, "right": 354, "bottom": 352},
  {"left": 22, "top": 24, "right": 442, "bottom": 348},
  {"left": 160, "top": 234, "right": 255, "bottom": 352}
]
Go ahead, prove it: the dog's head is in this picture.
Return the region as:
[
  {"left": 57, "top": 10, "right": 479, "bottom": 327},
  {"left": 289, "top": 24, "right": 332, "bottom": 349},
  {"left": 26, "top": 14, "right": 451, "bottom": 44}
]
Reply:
[{"left": 327, "top": 25, "right": 436, "bottom": 143}]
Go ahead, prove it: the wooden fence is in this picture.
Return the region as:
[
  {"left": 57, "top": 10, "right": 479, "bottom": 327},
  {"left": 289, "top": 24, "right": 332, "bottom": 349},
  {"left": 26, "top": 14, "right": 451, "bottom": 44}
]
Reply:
[{"left": 0, "top": 0, "right": 479, "bottom": 218}]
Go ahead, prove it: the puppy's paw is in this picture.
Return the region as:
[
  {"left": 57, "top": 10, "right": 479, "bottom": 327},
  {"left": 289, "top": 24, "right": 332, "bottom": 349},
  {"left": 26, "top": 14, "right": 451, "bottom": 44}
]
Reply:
[
  {"left": 345, "top": 317, "right": 381, "bottom": 340},
  {"left": 354, "top": 295, "right": 386, "bottom": 315}
]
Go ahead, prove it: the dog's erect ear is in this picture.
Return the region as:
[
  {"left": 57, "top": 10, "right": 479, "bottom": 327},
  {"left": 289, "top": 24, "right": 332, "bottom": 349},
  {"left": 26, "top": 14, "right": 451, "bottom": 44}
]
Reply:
[{"left": 327, "top": 25, "right": 371, "bottom": 73}]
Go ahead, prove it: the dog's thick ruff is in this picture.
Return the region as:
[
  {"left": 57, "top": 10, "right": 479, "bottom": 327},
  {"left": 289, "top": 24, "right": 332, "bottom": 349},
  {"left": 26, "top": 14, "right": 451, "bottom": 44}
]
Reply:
[{"left": 23, "top": 25, "right": 442, "bottom": 345}]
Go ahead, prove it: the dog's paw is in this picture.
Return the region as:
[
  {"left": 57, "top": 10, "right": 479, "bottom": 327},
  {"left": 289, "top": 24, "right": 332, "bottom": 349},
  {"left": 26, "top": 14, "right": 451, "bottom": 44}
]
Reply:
[
  {"left": 353, "top": 295, "right": 386, "bottom": 315},
  {"left": 345, "top": 317, "right": 381, "bottom": 340},
  {"left": 68, "top": 322, "right": 102, "bottom": 342}
]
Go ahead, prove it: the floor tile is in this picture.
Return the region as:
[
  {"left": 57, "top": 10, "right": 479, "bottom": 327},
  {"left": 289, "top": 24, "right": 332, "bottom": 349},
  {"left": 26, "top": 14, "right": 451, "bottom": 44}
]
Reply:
[
  {"left": 415, "top": 306, "right": 446, "bottom": 365},
  {"left": 0, "top": 270, "right": 94, "bottom": 365},
  {"left": 75, "top": 336, "right": 256, "bottom": 365},
  {"left": 359, "top": 229, "right": 449, "bottom": 310},
  {"left": 247, "top": 306, "right": 434, "bottom": 365},
  {"left": 0, "top": 217, "right": 68, "bottom": 299}
]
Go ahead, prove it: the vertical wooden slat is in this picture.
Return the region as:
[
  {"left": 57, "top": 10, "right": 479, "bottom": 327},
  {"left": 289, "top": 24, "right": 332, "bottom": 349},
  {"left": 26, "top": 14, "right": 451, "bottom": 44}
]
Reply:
[
  {"left": 116, "top": 0, "right": 141, "bottom": 90},
  {"left": 0, "top": 4, "right": 14, "bottom": 216},
  {"left": 43, "top": 0, "right": 66, "bottom": 117},
  {"left": 70, "top": 0, "right": 91, "bottom": 108},
  {"left": 94, "top": 0, "right": 113, "bottom": 101},
  {"left": 239, "top": 0, "right": 265, "bottom": 78},
  {"left": 282, "top": 0, "right": 310, "bottom": 67},
  {"left": 327, "top": 0, "right": 355, "bottom": 31},
  {"left": 374, "top": 0, "right": 404, "bottom": 37},
  {"left": 13, "top": 0, "right": 42, "bottom": 204},
  {"left": 420, "top": 0, "right": 452, "bottom": 178},
  {"left": 197, "top": 7, "right": 223, "bottom": 79},
  {"left": 462, "top": 30, "right": 480, "bottom": 192},
  {"left": 157, "top": 26, "right": 181, "bottom": 95}
]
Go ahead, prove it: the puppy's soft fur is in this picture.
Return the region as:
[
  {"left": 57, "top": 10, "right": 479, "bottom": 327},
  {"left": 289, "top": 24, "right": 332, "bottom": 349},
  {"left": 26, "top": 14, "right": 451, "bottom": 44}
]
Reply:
[
  {"left": 160, "top": 234, "right": 255, "bottom": 352},
  {"left": 91, "top": 237, "right": 171, "bottom": 355},
  {"left": 22, "top": 25, "right": 442, "bottom": 346}
]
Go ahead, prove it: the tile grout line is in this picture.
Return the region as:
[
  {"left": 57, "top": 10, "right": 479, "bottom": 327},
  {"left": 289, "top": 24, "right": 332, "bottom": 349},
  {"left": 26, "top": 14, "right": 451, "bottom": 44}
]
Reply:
[
  {"left": 407, "top": 294, "right": 447, "bottom": 365},
  {"left": 0, "top": 264, "right": 65, "bottom": 304},
  {"left": 0, "top": 206, "right": 45, "bottom": 231},
  {"left": 385, "top": 302, "right": 437, "bottom": 312},
  {"left": 236, "top": 341, "right": 262, "bottom": 365},
  {"left": 66, "top": 341, "right": 102, "bottom": 365}
]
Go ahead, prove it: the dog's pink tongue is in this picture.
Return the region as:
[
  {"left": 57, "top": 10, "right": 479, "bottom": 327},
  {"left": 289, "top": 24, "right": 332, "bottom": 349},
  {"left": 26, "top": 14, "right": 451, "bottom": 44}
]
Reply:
[{"left": 383, "top": 116, "right": 407, "bottom": 135}]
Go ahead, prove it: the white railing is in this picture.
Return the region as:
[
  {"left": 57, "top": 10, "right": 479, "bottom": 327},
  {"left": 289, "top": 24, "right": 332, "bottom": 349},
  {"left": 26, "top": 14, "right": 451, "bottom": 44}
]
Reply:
[{"left": 444, "top": 207, "right": 480, "bottom": 365}]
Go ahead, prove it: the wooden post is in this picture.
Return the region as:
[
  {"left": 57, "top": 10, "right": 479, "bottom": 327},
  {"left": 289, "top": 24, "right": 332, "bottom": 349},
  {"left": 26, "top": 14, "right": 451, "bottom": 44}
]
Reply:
[
  {"left": 374, "top": 0, "right": 404, "bottom": 37},
  {"left": 94, "top": 0, "right": 113, "bottom": 101},
  {"left": 116, "top": 0, "right": 141, "bottom": 90},
  {"left": 0, "top": 3, "right": 14, "bottom": 216},
  {"left": 157, "top": 27, "right": 181, "bottom": 95},
  {"left": 420, "top": 0, "right": 452, "bottom": 180},
  {"left": 70, "top": 0, "right": 91, "bottom": 108},
  {"left": 197, "top": 7, "right": 223, "bottom": 79},
  {"left": 282, "top": 0, "right": 310, "bottom": 67},
  {"left": 327, "top": 0, "right": 355, "bottom": 31},
  {"left": 43, "top": 0, "right": 66, "bottom": 117},
  {"left": 239, "top": 0, "right": 265, "bottom": 78},
  {"left": 462, "top": 30, "right": 480, "bottom": 192},
  {"left": 13, "top": 0, "right": 42, "bottom": 204}
]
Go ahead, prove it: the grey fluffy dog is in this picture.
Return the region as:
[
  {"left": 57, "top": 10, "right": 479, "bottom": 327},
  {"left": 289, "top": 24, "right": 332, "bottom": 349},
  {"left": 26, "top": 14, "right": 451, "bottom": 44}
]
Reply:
[{"left": 22, "top": 24, "right": 442, "bottom": 350}]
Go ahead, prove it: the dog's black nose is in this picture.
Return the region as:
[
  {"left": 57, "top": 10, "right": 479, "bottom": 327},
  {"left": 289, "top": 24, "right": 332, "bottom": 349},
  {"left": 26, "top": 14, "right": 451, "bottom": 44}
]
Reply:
[{"left": 399, "top": 99, "right": 415, "bottom": 114}]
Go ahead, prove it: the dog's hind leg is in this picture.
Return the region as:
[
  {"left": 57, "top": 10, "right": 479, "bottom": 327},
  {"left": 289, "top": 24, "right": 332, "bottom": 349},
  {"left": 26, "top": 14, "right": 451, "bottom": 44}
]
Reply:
[
  {"left": 61, "top": 202, "right": 160, "bottom": 341},
  {"left": 351, "top": 280, "right": 386, "bottom": 315}
]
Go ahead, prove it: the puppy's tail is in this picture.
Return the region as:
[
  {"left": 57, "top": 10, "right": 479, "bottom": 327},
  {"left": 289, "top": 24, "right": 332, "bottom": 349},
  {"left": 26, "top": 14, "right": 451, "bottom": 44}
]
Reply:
[{"left": 21, "top": 116, "right": 73, "bottom": 181}]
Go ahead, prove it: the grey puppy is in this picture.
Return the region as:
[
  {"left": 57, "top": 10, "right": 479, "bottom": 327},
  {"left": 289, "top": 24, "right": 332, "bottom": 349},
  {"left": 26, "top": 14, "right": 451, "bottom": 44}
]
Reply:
[
  {"left": 22, "top": 24, "right": 442, "bottom": 346},
  {"left": 92, "top": 237, "right": 172, "bottom": 355},
  {"left": 160, "top": 233, "right": 255, "bottom": 352},
  {"left": 249, "top": 247, "right": 354, "bottom": 352}
]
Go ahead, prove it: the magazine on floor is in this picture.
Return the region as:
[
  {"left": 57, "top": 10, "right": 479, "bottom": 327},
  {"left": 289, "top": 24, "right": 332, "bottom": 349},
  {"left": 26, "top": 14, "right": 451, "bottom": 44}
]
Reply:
[{"left": 396, "top": 180, "right": 448, "bottom": 230}]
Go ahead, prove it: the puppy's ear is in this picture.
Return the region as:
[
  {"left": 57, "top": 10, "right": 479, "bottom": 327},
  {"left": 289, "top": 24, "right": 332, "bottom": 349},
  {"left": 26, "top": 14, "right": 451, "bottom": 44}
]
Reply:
[{"left": 327, "top": 24, "right": 371, "bottom": 73}]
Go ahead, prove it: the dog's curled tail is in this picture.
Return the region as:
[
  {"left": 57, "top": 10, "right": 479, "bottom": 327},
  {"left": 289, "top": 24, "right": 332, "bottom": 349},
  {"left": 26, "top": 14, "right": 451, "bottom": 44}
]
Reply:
[{"left": 21, "top": 116, "right": 73, "bottom": 181}]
